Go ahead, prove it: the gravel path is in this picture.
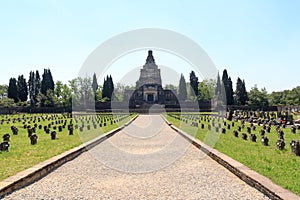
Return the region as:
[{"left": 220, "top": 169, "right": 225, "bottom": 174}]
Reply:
[{"left": 3, "top": 115, "right": 270, "bottom": 199}]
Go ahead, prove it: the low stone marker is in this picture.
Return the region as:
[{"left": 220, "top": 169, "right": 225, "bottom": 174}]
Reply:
[{"left": 30, "top": 134, "right": 38, "bottom": 145}]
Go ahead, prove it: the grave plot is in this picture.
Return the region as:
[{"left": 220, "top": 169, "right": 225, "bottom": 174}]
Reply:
[
  {"left": 0, "top": 113, "right": 134, "bottom": 181},
  {"left": 165, "top": 112, "right": 300, "bottom": 196}
]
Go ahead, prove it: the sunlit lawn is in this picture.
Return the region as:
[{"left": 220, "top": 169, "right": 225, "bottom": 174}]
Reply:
[
  {"left": 0, "top": 113, "right": 135, "bottom": 181},
  {"left": 165, "top": 113, "right": 300, "bottom": 196}
]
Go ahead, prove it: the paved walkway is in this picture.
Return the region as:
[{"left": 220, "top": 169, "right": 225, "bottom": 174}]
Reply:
[{"left": 4, "top": 115, "right": 269, "bottom": 199}]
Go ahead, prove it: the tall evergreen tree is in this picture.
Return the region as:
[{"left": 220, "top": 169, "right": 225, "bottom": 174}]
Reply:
[
  {"left": 35, "top": 70, "right": 41, "bottom": 100},
  {"left": 17, "top": 75, "right": 28, "bottom": 102},
  {"left": 178, "top": 74, "right": 187, "bottom": 101},
  {"left": 227, "top": 77, "right": 234, "bottom": 105},
  {"left": 215, "top": 72, "right": 221, "bottom": 96},
  {"left": 221, "top": 69, "right": 234, "bottom": 105},
  {"left": 102, "top": 76, "right": 108, "bottom": 99},
  {"left": 102, "top": 75, "right": 114, "bottom": 100},
  {"left": 189, "top": 70, "right": 199, "bottom": 96},
  {"left": 28, "top": 70, "right": 41, "bottom": 106},
  {"left": 221, "top": 69, "right": 229, "bottom": 88},
  {"left": 215, "top": 71, "right": 224, "bottom": 106},
  {"left": 108, "top": 75, "right": 114, "bottom": 99},
  {"left": 235, "top": 78, "right": 248, "bottom": 105},
  {"left": 41, "top": 69, "right": 54, "bottom": 95},
  {"left": 28, "top": 71, "right": 35, "bottom": 105},
  {"left": 242, "top": 80, "right": 248, "bottom": 104},
  {"left": 8, "top": 78, "right": 18, "bottom": 103},
  {"left": 92, "top": 73, "right": 98, "bottom": 101}
]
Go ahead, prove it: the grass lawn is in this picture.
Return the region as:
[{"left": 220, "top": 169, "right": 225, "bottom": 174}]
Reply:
[
  {"left": 165, "top": 113, "right": 300, "bottom": 196},
  {"left": 0, "top": 113, "right": 135, "bottom": 181}
]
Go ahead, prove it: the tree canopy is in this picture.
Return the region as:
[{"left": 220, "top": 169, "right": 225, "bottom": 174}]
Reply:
[
  {"left": 247, "top": 85, "right": 269, "bottom": 107},
  {"left": 235, "top": 77, "right": 248, "bottom": 105},
  {"left": 41, "top": 69, "right": 54, "bottom": 95},
  {"left": 3, "top": 66, "right": 300, "bottom": 109},
  {"left": 102, "top": 75, "right": 114, "bottom": 100},
  {"left": 189, "top": 71, "right": 199, "bottom": 96},
  {"left": 8, "top": 78, "right": 18, "bottom": 103},
  {"left": 17, "top": 75, "right": 28, "bottom": 102},
  {"left": 178, "top": 74, "right": 187, "bottom": 101},
  {"left": 222, "top": 69, "right": 234, "bottom": 105}
]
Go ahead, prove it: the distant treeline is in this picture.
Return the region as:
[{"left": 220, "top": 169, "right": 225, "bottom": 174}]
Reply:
[{"left": 0, "top": 68, "right": 299, "bottom": 110}]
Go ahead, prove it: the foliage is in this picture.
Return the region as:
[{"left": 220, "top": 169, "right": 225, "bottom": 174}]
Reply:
[
  {"left": 102, "top": 75, "right": 114, "bottom": 100},
  {"left": 68, "top": 78, "right": 80, "bottom": 106},
  {"left": 247, "top": 85, "right": 269, "bottom": 107},
  {"left": 92, "top": 73, "right": 98, "bottom": 101},
  {"left": 66, "top": 77, "right": 94, "bottom": 107},
  {"left": 113, "top": 83, "right": 126, "bottom": 102},
  {"left": 78, "top": 77, "right": 93, "bottom": 107},
  {"left": 38, "top": 90, "right": 58, "bottom": 107},
  {"left": 96, "top": 86, "right": 103, "bottom": 102},
  {"left": 28, "top": 70, "right": 41, "bottom": 107},
  {"left": 0, "top": 85, "right": 8, "bottom": 99},
  {"left": 235, "top": 77, "right": 248, "bottom": 105},
  {"left": 221, "top": 69, "right": 234, "bottom": 105},
  {"left": 61, "top": 83, "right": 72, "bottom": 107},
  {"left": 197, "top": 79, "right": 216, "bottom": 101},
  {"left": 215, "top": 72, "right": 222, "bottom": 97},
  {"left": 54, "top": 81, "right": 72, "bottom": 107},
  {"left": 7, "top": 78, "right": 18, "bottom": 103},
  {"left": 164, "top": 84, "right": 178, "bottom": 94},
  {"left": 269, "top": 86, "right": 300, "bottom": 106},
  {"left": 189, "top": 70, "right": 199, "bottom": 96},
  {"left": 17, "top": 75, "right": 28, "bottom": 102},
  {"left": 178, "top": 73, "right": 187, "bottom": 101},
  {"left": 0, "top": 97, "right": 15, "bottom": 108},
  {"left": 215, "top": 72, "right": 226, "bottom": 108},
  {"left": 5, "top": 65, "right": 300, "bottom": 109},
  {"left": 54, "top": 80, "right": 63, "bottom": 99},
  {"left": 41, "top": 69, "right": 54, "bottom": 95}
]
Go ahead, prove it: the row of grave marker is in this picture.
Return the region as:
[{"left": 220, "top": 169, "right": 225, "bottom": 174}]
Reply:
[{"left": 168, "top": 113, "right": 300, "bottom": 156}]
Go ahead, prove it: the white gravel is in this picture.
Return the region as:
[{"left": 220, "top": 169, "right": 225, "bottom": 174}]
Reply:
[{"left": 3, "top": 115, "right": 270, "bottom": 199}]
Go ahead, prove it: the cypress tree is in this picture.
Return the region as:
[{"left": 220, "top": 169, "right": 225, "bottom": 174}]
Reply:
[
  {"left": 235, "top": 78, "right": 248, "bottom": 105},
  {"left": 8, "top": 78, "right": 18, "bottom": 103},
  {"left": 17, "top": 75, "right": 28, "bottom": 102},
  {"left": 227, "top": 77, "right": 234, "bottom": 105},
  {"left": 189, "top": 70, "right": 199, "bottom": 96},
  {"left": 102, "top": 77, "right": 108, "bottom": 99},
  {"left": 35, "top": 70, "right": 41, "bottom": 100},
  {"left": 178, "top": 74, "right": 187, "bottom": 101},
  {"left": 215, "top": 72, "right": 221, "bottom": 96},
  {"left": 28, "top": 71, "right": 35, "bottom": 105},
  {"left": 102, "top": 75, "right": 114, "bottom": 100},
  {"left": 221, "top": 69, "right": 234, "bottom": 105},
  {"left": 28, "top": 70, "right": 41, "bottom": 106},
  {"left": 41, "top": 69, "right": 54, "bottom": 95},
  {"left": 108, "top": 75, "right": 114, "bottom": 99},
  {"left": 215, "top": 72, "right": 224, "bottom": 106},
  {"left": 242, "top": 80, "right": 248, "bottom": 104},
  {"left": 92, "top": 73, "right": 98, "bottom": 101}
]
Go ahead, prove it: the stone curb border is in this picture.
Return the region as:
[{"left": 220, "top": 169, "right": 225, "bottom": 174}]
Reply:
[
  {"left": 161, "top": 115, "right": 300, "bottom": 200},
  {"left": 0, "top": 114, "right": 139, "bottom": 198}
]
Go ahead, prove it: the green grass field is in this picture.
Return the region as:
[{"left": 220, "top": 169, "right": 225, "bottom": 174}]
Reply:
[
  {"left": 0, "top": 113, "right": 135, "bottom": 181},
  {"left": 165, "top": 113, "right": 300, "bottom": 196}
]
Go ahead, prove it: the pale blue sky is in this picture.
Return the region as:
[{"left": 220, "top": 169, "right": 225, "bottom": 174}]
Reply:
[{"left": 0, "top": 0, "right": 299, "bottom": 92}]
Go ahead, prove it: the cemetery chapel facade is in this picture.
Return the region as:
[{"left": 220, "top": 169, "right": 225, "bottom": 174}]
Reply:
[{"left": 125, "top": 50, "right": 178, "bottom": 107}]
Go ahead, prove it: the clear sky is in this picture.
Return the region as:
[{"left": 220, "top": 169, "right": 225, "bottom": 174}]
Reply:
[{"left": 0, "top": 0, "right": 299, "bottom": 92}]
